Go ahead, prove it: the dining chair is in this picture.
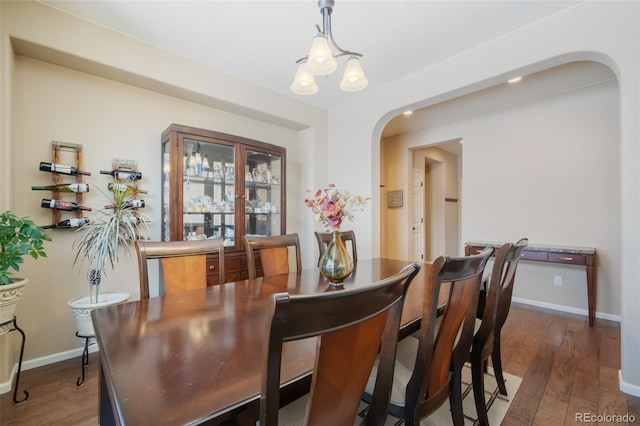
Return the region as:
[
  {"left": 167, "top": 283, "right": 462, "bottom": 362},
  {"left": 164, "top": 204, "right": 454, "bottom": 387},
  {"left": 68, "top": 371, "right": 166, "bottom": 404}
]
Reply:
[
  {"left": 260, "top": 263, "right": 421, "bottom": 426},
  {"left": 361, "top": 247, "right": 494, "bottom": 426},
  {"left": 134, "top": 238, "right": 225, "bottom": 299},
  {"left": 314, "top": 230, "right": 358, "bottom": 266},
  {"left": 470, "top": 238, "right": 528, "bottom": 426},
  {"left": 242, "top": 233, "right": 302, "bottom": 279}
]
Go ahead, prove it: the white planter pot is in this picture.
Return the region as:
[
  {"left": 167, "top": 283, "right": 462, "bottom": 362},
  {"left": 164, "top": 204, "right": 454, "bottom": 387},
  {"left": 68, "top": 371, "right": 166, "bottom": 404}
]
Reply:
[
  {"left": 0, "top": 278, "right": 27, "bottom": 324},
  {"left": 68, "top": 291, "right": 130, "bottom": 337}
]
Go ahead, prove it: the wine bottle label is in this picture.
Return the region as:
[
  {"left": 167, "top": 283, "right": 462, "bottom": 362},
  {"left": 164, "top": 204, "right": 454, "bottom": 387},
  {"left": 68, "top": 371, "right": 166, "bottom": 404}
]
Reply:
[
  {"left": 69, "top": 183, "right": 89, "bottom": 193},
  {"left": 50, "top": 164, "right": 73, "bottom": 174},
  {"left": 47, "top": 199, "right": 55, "bottom": 208},
  {"left": 117, "top": 171, "right": 141, "bottom": 180}
]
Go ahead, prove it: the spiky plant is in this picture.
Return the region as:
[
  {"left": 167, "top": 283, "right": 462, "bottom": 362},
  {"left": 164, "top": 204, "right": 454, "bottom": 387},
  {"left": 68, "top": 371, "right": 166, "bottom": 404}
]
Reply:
[{"left": 73, "top": 185, "right": 148, "bottom": 302}]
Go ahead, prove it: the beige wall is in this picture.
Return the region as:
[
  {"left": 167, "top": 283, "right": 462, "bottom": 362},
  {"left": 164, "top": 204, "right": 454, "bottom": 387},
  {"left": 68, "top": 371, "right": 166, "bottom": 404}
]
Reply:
[{"left": 0, "top": 1, "right": 328, "bottom": 388}]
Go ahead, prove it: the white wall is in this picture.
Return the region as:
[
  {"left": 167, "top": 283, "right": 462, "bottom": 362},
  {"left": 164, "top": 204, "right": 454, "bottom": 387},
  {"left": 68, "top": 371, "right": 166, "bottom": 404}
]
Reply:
[
  {"left": 385, "top": 79, "right": 620, "bottom": 318},
  {"left": 327, "top": 1, "right": 640, "bottom": 394}
]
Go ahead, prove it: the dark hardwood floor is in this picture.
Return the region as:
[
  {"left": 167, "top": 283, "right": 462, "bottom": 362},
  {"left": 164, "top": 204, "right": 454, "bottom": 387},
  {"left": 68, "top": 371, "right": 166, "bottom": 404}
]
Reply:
[{"left": 1, "top": 303, "right": 639, "bottom": 425}]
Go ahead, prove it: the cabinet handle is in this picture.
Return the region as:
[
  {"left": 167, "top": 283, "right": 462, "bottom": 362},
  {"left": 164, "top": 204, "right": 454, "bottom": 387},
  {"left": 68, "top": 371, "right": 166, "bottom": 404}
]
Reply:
[
  {"left": 209, "top": 265, "right": 215, "bottom": 271},
  {"left": 559, "top": 257, "right": 574, "bottom": 261}
]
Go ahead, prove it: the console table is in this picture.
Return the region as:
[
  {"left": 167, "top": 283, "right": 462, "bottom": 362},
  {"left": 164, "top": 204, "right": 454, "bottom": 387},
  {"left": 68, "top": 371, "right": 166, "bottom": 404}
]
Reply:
[{"left": 465, "top": 241, "right": 597, "bottom": 327}]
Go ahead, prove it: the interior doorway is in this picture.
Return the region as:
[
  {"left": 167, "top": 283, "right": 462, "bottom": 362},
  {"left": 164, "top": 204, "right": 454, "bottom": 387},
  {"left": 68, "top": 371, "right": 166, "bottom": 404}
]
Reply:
[{"left": 412, "top": 140, "right": 461, "bottom": 262}]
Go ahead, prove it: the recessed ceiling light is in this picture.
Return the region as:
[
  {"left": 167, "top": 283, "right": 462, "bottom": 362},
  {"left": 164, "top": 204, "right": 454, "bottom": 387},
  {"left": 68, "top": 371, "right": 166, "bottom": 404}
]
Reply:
[
  {"left": 403, "top": 110, "right": 413, "bottom": 116},
  {"left": 508, "top": 76, "right": 522, "bottom": 84}
]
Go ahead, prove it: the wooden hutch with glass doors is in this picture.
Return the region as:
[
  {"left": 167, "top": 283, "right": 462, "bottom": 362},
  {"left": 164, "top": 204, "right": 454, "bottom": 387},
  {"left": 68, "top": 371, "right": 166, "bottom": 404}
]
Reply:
[{"left": 161, "top": 124, "right": 286, "bottom": 284}]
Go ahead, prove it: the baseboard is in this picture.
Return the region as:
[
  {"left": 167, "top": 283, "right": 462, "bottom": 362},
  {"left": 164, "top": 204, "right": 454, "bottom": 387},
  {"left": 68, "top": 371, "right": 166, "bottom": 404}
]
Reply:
[
  {"left": 619, "top": 370, "right": 640, "bottom": 397},
  {"left": 511, "top": 297, "right": 621, "bottom": 322},
  {"left": 0, "top": 343, "right": 99, "bottom": 395}
]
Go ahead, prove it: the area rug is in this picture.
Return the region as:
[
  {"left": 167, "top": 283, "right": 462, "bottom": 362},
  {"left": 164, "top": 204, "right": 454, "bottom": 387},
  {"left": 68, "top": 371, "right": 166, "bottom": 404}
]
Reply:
[{"left": 278, "top": 364, "right": 522, "bottom": 425}]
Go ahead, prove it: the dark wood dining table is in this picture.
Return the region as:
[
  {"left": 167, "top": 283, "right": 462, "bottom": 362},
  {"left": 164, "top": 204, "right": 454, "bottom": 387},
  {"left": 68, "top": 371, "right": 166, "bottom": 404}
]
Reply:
[{"left": 92, "top": 258, "right": 432, "bottom": 426}]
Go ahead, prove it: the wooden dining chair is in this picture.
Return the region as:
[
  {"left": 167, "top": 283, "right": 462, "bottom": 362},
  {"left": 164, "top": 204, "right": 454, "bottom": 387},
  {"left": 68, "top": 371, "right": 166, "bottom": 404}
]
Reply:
[
  {"left": 134, "top": 238, "right": 224, "bottom": 299},
  {"left": 261, "top": 263, "right": 421, "bottom": 426},
  {"left": 242, "top": 233, "right": 302, "bottom": 279},
  {"left": 361, "top": 247, "right": 494, "bottom": 426},
  {"left": 470, "top": 238, "right": 528, "bottom": 426},
  {"left": 314, "top": 230, "right": 358, "bottom": 266}
]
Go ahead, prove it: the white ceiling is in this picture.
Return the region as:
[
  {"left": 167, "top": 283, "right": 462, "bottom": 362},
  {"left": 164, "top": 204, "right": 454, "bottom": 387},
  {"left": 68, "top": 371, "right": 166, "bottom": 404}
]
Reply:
[{"left": 37, "top": 0, "right": 583, "bottom": 110}]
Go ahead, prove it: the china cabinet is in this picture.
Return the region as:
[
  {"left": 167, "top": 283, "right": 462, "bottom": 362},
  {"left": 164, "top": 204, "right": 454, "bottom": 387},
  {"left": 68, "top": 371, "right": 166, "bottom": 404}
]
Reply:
[{"left": 161, "top": 124, "right": 286, "bottom": 284}]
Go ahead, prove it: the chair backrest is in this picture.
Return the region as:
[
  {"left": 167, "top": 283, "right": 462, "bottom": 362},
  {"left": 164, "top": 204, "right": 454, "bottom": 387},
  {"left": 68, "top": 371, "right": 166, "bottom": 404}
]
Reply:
[
  {"left": 134, "top": 238, "right": 224, "bottom": 299},
  {"left": 260, "top": 263, "right": 421, "bottom": 426},
  {"left": 475, "top": 238, "right": 528, "bottom": 353},
  {"left": 403, "top": 247, "right": 493, "bottom": 421},
  {"left": 242, "top": 233, "right": 302, "bottom": 279},
  {"left": 314, "top": 230, "right": 358, "bottom": 266}
]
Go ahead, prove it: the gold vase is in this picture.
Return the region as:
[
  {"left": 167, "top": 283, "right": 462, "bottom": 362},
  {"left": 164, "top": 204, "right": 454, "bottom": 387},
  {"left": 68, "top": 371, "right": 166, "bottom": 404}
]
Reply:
[{"left": 319, "top": 231, "right": 354, "bottom": 284}]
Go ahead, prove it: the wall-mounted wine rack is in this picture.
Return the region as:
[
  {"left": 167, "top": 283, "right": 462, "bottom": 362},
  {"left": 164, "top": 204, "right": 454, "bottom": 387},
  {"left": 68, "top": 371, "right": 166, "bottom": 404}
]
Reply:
[{"left": 50, "top": 141, "right": 85, "bottom": 224}]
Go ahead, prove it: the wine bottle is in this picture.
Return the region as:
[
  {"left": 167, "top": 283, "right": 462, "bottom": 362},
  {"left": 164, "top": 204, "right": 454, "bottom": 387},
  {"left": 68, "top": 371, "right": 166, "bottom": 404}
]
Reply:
[
  {"left": 40, "top": 198, "right": 92, "bottom": 211},
  {"left": 100, "top": 170, "right": 142, "bottom": 180},
  {"left": 107, "top": 182, "right": 148, "bottom": 196},
  {"left": 42, "top": 217, "right": 90, "bottom": 229},
  {"left": 31, "top": 183, "right": 90, "bottom": 193},
  {"left": 39, "top": 162, "right": 91, "bottom": 176},
  {"left": 104, "top": 199, "right": 146, "bottom": 209}
]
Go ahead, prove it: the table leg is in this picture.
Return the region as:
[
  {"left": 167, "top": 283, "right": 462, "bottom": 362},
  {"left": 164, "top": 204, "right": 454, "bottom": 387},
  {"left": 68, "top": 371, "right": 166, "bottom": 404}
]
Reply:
[
  {"left": 586, "top": 259, "right": 596, "bottom": 327},
  {"left": 99, "top": 365, "right": 116, "bottom": 426}
]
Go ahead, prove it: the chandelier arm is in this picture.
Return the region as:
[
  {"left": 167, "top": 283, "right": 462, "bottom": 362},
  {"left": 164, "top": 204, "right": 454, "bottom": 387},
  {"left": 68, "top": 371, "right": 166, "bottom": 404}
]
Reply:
[{"left": 321, "top": 1, "right": 364, "bottom": 58}]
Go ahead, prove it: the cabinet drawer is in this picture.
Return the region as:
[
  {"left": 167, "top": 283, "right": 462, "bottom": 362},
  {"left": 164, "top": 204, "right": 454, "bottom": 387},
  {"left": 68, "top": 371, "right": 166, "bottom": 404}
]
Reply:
[
  {"left": 206, "top": 259, "right": 221, "bottom": 275},
  {"left": 224, "top": 257, "right": 243, "bottom": 272},
  {"left": 519, "top": 250, "right": 548, "bottom": 262},
  {"left": 548, "top": 252, "right": 586, "bottom": 265}
]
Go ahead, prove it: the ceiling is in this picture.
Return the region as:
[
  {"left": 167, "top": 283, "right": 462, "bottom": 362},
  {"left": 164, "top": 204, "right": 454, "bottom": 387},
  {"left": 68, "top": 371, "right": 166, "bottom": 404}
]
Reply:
[{"left": 37, "top": 0, "right": 583, "bottom": 110}]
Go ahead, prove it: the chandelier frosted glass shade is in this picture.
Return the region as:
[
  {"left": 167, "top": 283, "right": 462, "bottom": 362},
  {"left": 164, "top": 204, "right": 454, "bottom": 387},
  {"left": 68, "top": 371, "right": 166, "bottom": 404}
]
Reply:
[
  {"left": 290, "top": 62, "right": 319, "bottom": 95},
  {"left": 290, "top": 0, "right": 366, "bottom": 95},
  {"left": 339, "top": 56, "right": 368, "bottom": 92},
  {"left": 306, "top": 35, "right": 338, "bottom": 75}
]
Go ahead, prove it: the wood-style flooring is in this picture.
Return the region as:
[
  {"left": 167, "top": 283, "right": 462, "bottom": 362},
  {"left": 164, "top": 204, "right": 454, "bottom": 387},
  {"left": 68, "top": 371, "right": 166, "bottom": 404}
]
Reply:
[{"left": 1, "top": 303, "right": 639, "bottom": 425}]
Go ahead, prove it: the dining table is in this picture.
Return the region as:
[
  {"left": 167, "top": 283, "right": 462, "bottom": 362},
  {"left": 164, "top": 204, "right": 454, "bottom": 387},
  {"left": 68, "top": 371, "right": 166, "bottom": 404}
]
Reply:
[{"left": 92, "top": 258, "right": 434, "bottom": 426}]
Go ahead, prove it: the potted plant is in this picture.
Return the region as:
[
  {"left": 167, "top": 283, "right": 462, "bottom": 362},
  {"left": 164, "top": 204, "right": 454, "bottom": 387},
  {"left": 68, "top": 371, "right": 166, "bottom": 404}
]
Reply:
[
  {"left": 69, "top": 185, "right": 148, "bottom": 336},
  {"left": 0, "top": 211, "right": 51, "bottom": 323}
]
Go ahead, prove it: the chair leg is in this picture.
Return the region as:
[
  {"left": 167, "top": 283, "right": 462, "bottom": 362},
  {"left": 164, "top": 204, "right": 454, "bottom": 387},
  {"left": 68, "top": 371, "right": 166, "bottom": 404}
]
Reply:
[
  {"left": 472, "top": 358, "right": 490, "bottom": 426},
  {"left": 492, "top": 335, "right": 508, "bottom": 396},
  {"left": 449, "top": 368, "right": 465, "bottom": 426}
]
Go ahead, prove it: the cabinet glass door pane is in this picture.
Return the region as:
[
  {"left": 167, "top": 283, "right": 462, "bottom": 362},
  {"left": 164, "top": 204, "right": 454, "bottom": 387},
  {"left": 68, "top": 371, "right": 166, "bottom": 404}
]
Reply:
[
  {"left": 182, "top": 138, "right": 236, "bottom": 246},
  {"left": 245, "top": 150, "right": 282, "bottom": 237}
]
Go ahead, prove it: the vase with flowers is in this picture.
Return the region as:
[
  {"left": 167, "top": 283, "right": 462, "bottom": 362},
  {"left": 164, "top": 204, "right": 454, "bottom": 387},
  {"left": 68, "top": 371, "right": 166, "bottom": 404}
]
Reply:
[{"left": 305, "top": 183, "right": 369, "bottom": 284}]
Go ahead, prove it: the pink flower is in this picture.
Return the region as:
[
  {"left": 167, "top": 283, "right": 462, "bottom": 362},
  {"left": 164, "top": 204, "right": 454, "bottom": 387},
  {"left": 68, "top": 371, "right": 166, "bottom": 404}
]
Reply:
[{"left": 304, "top": 185, "right": 369, "bottom": 232}]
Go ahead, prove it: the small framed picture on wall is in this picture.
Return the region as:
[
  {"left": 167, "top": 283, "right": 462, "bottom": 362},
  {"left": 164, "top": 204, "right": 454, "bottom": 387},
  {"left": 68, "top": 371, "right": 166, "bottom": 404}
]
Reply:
[{"left": 387, "top": 190, "right": 403, "bottom": 208}]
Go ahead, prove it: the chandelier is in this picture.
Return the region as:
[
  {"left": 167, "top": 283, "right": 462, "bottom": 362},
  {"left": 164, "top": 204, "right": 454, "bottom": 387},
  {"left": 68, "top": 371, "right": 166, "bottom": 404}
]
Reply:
[{"left": 290, "top": 0, "right": 368, "bottom": 95}]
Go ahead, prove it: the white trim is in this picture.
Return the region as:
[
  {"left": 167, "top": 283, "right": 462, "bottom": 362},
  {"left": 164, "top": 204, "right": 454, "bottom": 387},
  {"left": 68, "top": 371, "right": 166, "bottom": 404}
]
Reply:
[
  {"left": 619, "top": 370, "right": 640, "bottom": 397},
  {"left": 0, "top": 343, "right": 99, "bottom": 395},
  {"left": 512, "top": 297, "right": 621, "bottom": 323}
]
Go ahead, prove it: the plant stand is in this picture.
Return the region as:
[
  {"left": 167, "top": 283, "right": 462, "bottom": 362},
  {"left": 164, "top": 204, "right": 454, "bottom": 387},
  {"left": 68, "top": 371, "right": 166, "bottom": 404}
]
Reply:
[
  {"left": 0, "top": 316, "right": 28, "bottom": 404},
  {"left": 75, "top": 332, "right": 95, "bottom": 387}
]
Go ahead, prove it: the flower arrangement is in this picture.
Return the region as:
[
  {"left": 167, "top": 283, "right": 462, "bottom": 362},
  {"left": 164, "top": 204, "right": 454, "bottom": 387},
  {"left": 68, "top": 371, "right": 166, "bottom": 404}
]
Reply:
[{"left": 304, "top": 183, "right": 370, "bottom": 231}]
